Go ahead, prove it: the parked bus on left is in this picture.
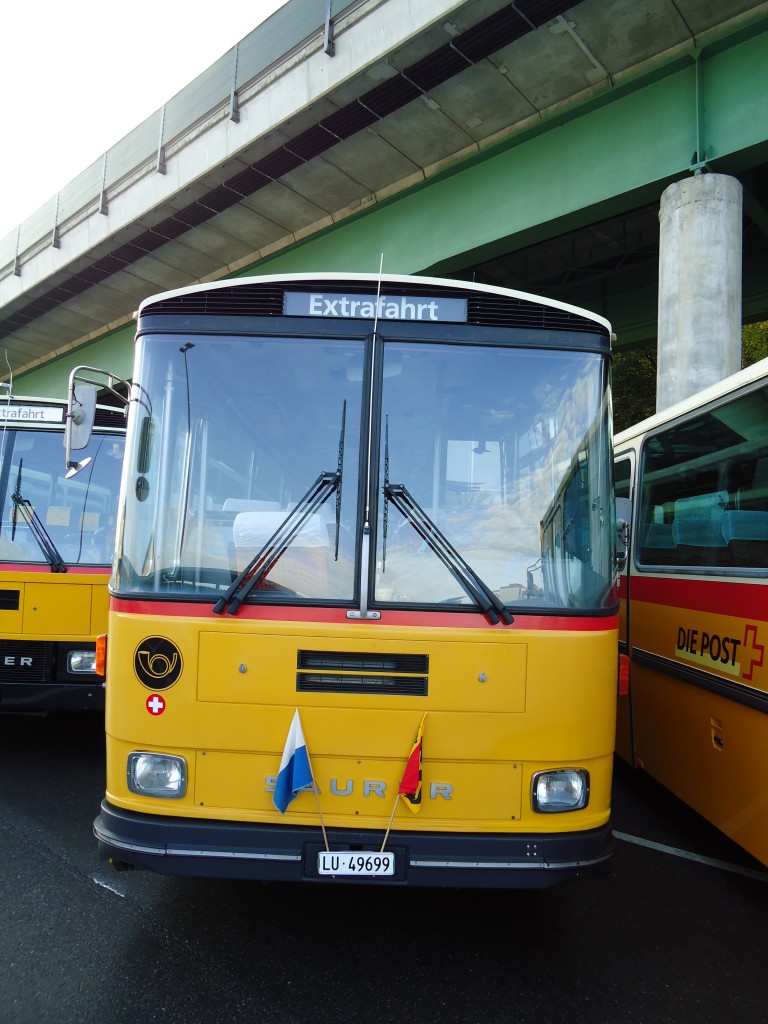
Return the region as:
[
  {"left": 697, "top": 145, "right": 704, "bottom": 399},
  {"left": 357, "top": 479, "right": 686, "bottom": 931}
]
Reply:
[{"left": 0, "top": 393, "right": 125, "bottom": 712}]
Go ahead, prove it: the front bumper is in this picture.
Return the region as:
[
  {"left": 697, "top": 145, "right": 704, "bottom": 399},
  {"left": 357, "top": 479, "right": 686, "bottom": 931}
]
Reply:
[
  {"left": 0, "top": 680, "right": 105, "bottom": 713},
  {"left": 95, "top": 799, "right": 614, "bottom": 889}
]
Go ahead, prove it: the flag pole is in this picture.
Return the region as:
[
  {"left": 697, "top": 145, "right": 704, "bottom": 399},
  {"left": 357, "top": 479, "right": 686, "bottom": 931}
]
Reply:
[
  {"left": 301, "top": 733, "right": 330, "bottom": 852},
  {"left": 312, "top": 784, "right": 330, "bottom": 852},
  {"left": 380, "top": 792, "right": 400, "bottom": 853}
]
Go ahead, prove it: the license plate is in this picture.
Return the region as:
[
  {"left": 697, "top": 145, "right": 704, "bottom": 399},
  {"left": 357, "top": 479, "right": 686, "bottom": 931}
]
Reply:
[{"left": 317, "top": 850, "right": 395, "bottom": 876}]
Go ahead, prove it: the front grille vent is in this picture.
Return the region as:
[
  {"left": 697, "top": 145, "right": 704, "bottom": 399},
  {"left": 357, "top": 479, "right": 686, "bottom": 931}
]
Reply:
[
  {"left": 298, "top": 673, "right": 428, "bottom": 696},
  {"left": 296, "top": 650, "right": 428, "bottom": 697},
  {"left": 144, "top": 284, "right": 284, "bottom": 318},
  {"left": 0, "top": 641, "right": 53, "bottom": 682},
  {"left": 466, "top": 294, "right": 606, "bottom": 334}
]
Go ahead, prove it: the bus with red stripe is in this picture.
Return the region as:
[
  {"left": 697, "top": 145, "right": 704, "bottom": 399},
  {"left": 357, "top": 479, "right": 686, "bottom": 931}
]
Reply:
[
  {"left": 614, "top": 356, "right": 768, "bottom": 866},
  {"left": 0, "top": 394, "right": 124, "bottom": 712},
  {"left": 85, "top": 273, "right": 619, "bottom": 887}
]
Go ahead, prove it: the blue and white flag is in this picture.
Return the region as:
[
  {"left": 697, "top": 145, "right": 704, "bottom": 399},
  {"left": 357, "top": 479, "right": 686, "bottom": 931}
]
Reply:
[{"left": 273, "top": 709, "right": 314, "bottom": 814}]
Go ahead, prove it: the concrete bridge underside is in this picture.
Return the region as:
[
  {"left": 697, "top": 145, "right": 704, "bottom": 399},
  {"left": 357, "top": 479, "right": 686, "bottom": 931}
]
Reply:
[{"left": 0, "top": 0, "right": 766, "bottom": 395}]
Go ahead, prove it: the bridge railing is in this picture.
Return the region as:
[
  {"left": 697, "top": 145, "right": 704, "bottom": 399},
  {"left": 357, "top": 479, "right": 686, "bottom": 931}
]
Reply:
[{"left": 0, "top": 0, "right": 357, "bottom": 282}]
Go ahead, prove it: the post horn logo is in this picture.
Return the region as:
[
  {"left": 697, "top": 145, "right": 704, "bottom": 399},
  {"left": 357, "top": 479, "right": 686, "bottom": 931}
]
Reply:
[{"left": 135, "top": 637, "right": 183, "bottom": 690}]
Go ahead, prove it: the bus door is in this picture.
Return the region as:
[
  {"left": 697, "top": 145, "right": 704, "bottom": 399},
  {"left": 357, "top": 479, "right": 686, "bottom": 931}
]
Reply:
[{"left": 614, "top": 452, "right": 634, "bottom": 762}]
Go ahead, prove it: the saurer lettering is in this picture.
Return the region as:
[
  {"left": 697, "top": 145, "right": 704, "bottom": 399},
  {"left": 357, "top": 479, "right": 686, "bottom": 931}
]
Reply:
[{"left": 265, "top": 775, "right": 453, "bottom": 800}]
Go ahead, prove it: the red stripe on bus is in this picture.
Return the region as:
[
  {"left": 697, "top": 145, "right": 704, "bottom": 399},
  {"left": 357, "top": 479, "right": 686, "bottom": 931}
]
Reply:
[
  {"left": 627, "top": 574, "right": 767, "bottom": 620},
  {"left": 110, "top": 597, "right": 617, "bottom": 631}
]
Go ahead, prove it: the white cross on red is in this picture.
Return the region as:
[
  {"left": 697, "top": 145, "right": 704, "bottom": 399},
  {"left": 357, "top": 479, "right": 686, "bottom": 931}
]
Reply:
[{"left": 146, "top": 693, "right": 166, "bottom": 715}]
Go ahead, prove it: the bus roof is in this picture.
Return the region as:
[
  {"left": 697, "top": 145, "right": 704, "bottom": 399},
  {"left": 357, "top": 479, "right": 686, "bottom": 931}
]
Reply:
[{"left": 614, "top": 355, "right": 768, "bottom": 448}]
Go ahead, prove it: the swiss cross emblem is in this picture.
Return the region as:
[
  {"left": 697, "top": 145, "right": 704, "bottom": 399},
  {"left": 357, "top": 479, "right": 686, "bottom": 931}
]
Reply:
[
  {"left": 146, "top": 693, "right": 166, "bottom": 716},
  {"left": 742, "top": 624, "right": 765, "bottom": 682}
]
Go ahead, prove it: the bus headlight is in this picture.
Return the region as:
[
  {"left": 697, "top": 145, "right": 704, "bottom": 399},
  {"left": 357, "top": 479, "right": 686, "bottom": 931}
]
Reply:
[
  {"left": 127, "top": 752, "right": 187, "bottom": 798},
  {"left": 531, "top": 769, "right": 589, "bottom": 813},
  {"left": 68, "top": 649, "right": 98, "bottom": 674}
]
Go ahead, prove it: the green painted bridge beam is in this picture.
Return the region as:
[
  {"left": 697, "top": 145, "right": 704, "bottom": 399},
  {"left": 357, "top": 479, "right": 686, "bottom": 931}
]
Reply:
[{"left": 243, "top": 25, "right": 768, "bottom": 349}]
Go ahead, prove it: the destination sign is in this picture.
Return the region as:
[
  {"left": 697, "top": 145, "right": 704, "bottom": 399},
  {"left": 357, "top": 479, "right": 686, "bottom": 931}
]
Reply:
[
  {"left": 284, "top": 291, "right": 467, "bottom": 323},
  {"left": 0, "top": 405, "right": 65, "bottom": 423}
]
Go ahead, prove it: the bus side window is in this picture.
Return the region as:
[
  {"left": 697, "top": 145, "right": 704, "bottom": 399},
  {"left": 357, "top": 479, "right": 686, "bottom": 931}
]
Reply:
[
  {"left": 741, "top": 456, "right": 768, "bottom": 511},
  {"left": 721, "top": 510, "right": 768, "bottom": 567},
  {"left": 672, "top": 514, "right": 729, "bottom": 567},
  {"left": 639, "top": 521, "right": 676, "bottom": 565}
]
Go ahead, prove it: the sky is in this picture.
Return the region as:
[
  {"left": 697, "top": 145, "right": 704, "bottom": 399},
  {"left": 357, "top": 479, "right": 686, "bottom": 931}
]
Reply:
[{"left": 0, "top": 0, "right": 289, "bottom": 241}]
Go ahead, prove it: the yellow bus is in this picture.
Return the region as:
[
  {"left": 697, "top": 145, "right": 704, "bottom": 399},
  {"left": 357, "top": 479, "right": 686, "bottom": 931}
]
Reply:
[
  {"left": 0, "top": 394, "right": 125, "bottom": 712},
  {"left": 615, "top": 356, "right": 768, "bottom": 866},
  {"left": 90, "top": 273, "right": 619, "bottom": 887}
]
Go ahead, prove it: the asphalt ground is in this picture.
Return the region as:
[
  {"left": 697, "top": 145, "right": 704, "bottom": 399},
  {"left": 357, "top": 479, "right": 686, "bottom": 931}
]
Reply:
[{"left": 2, "top": 712, "right": 767, "bottom": 1024}]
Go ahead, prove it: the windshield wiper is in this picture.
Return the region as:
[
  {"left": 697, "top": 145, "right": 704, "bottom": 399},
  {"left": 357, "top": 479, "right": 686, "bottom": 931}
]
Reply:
[
  {"left": 212, "top": 470, "right": 340, "bottom": 616},
  {"left": 382, "top": 482, "right": 513, "bottom": 625},
  {"left": 333, "top": 400, "right": 346, "bottom": 560},
  {"left": 11, "top": 460, "right": 67, "bottom": 573}
]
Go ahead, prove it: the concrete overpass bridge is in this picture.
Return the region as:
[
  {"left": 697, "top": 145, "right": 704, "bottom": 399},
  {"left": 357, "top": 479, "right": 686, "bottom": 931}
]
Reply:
[{"left": 0, "top": 0, "right": 766, "bottom": 399}]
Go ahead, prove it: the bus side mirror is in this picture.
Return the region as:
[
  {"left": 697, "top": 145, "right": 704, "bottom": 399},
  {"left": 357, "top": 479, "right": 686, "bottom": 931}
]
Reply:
[
  {"left": 63, "top": 364, "right": 130, "bottom": 474},
  {"left": 65, "top": 385, "right": 97, "bottom": 475},
  {"left": 67, "top": 385, "right": 97, "bottom": 449}
]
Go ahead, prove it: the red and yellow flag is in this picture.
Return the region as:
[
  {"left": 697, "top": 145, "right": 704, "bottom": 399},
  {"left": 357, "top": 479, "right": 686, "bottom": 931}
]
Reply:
[{"left": 398, "top": 714, "right": 426, "bottom": 813}]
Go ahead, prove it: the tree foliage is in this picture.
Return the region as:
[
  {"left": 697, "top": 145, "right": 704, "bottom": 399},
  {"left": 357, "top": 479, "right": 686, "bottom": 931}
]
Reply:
[
  {"left": 742, "top": 321, "right": 768, "bottom": 366},
  {"left": 612, "top": 346, "right": 656, "bottom": 434}
]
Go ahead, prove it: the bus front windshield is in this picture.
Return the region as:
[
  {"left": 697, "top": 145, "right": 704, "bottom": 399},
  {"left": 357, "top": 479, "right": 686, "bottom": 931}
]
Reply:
[
  {"left": 115, "top": 332, "right": 615, "bottom": 611},
  {"left": 0, "top": 429, "right": 124, "bottom": 567}
]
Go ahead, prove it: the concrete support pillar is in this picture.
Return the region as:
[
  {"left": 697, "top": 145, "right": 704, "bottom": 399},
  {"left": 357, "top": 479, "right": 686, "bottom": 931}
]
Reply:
[{"left": 656, "top": 173, "right": 742, "bottom": 412}]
